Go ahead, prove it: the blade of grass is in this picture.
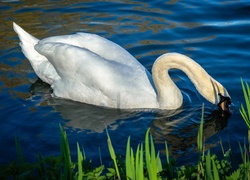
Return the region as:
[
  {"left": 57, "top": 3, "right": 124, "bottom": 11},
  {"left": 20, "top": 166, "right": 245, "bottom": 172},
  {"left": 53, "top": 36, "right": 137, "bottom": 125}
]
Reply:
[
  {"left": 219, "top": 137, "right": 225, "bottom": 155},
  {"left": 135, "top": 144, "right": 144, "bottom": 180},
  {"left": 211, "top": 157, "right": 220, "bottom": 179},
  {"left": 106, "top": 129, "right": 120, "bottom": 179},
  {"left": 197, "top": 103, "right": 204, "bottom": 153},
  {"left": 139, "top": 144, "right": 144, "bottom": 180},
  {"left": 130, "top": 148, "right": 135, "bottom": 179},
  {"left": 126, "top": 136, "right": 134, "bottom": 180},
  {"left": 15, "top": 137, "right": 25, "bottom": 164},
  {"left": 165, "top": 141, "right": 174, "bottom": 178},
  {"left": 238, "top": 142, "right": 246, "bottom": 166},
  {"left": 156, "top": 151, "right": 163, "bottom": 174},
  {"left": 150, "top": 133, "right": 157, "bottom": 179},
  {"left": 145, "top": 128, "right": 152, "bottom": 179},
  {"left": 165, "top": 141, "right": 170, "bottom": 165},
  {"left": 59, "top": 124, "right": 73, "bottom": 179},
  {"left": 37, "top": 152, "right": 45, "bottom": 176},
  {"left": 197, "top": 104, "right": 205, "bottom": 179},
  {"left": 77, "top": 142, "right": 83, "bottom": 180},
  {"left": 205, "top": 150, "right": 212, "bottom": 180}
]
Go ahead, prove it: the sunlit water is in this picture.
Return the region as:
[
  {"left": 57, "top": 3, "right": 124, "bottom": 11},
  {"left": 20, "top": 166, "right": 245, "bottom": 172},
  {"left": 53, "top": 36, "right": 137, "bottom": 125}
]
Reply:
[{"left": 0, "top": 0, "right": 250, "bottom": 168}]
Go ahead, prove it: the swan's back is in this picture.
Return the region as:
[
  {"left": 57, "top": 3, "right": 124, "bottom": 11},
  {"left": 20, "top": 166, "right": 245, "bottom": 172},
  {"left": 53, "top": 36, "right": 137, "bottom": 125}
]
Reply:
[{"left": 39, "top": 32, "right": 142, "bottom": 68}]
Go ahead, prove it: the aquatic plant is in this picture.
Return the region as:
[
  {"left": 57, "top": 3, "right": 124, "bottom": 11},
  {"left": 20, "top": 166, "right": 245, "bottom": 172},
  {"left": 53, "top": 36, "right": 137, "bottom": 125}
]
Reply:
[
  {"left": 240, "top": 78, "right": 250, "bottom": 129},
  {"left": 125, "top": 129, "right": 162, "bottom": 180},
  {"left": 0, "top": 118, "right": 244, "bottom": 179},
  {"left": 239, "top": 78, "right": 250, "bottom": 179},
  {"left": 106, "top": 129, "right": 120, "bottom": 179}
]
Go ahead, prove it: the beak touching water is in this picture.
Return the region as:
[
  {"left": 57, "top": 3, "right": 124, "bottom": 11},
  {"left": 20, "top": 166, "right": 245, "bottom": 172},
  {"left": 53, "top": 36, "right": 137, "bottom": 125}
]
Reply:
[{"left": 217, "top": 93, "right": 231, "bottom": 113}]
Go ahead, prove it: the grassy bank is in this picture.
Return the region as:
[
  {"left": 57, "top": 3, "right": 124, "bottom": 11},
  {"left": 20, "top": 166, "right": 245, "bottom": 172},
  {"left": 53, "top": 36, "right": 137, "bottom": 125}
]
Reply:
[{"left": 1, "top": 80, "right": 250, "bottom": 179}]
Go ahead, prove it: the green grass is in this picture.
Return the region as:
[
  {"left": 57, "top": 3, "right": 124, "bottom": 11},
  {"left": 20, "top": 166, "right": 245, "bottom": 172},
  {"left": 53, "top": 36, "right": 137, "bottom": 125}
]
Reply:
[
  {"left": 0, "top": 117, "right": 247, "bottom": 179},
  {"left": 240, "top": 78, "right": 250, "bottom": 129},
  {"left": 1, "top": 79, "right": 250, "bottom": 179}
]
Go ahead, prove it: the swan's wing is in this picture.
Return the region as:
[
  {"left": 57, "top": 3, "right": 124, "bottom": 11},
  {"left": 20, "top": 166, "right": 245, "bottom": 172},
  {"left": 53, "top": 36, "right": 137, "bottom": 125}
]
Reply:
[
  {"left": 34, "top": 42, "right": 156, "bottom": 108},
  {"left": 38, "top": 33, "right": 142, "bottom": 68},
  {"left": 34, "top": 41, "right": 149, "bottom": 86},
  {"left": 35, "top": 42, "right": 123, "bottom": 79}
]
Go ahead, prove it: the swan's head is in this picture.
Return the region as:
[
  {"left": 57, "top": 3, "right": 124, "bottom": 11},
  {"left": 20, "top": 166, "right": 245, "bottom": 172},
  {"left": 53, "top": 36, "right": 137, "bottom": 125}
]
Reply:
[
  {"left": 217, "top": 93, "right": 231, "bottom": 113},
  {"left": 201, "top": 78, "right": 231, "bottom": 112}
]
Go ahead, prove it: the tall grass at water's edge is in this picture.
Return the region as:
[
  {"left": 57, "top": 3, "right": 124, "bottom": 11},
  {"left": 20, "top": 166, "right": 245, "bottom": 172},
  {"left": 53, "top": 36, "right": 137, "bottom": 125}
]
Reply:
[
  {"left": 239, "top": 78, "right": 250, "bottom": 179},
  {"left": 1, "top": 80, "right": 250, "bottom": 179}
]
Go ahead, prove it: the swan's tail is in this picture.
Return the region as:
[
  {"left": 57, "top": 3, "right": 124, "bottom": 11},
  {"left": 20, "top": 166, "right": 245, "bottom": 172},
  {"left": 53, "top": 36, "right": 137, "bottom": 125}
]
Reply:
[
  {"left": 13, "top": 22, "right": 57, "bottom": 84},
  {"left": 13, "top": 22, "right": 43, "bottom": 62}
]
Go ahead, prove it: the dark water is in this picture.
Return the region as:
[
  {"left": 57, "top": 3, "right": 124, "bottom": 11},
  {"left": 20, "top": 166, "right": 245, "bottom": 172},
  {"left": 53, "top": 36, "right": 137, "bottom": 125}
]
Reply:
[{"left": 0, "top": 0, "right": 249, "bottom": 167}]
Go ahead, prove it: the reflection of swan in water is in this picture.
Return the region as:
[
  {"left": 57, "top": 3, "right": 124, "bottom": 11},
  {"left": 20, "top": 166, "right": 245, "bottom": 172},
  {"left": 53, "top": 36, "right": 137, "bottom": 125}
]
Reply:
[
  {"left": 48, "top": 99, "right": 138, "bottom": 133},
  {"left": 30, "top": 78, "right": 230, "bottom": 140},
  {"left": 14, "top": 22, "right": 231, "bottom": 110},
  {"left": 29, "top": 79, "right": 188, "bottom": 133},
  {"left": 150, "top": 106, "right": 231, "bottom": 158},
  {"left": 30, "top": 79, "right": 154, "bottom": 133}
]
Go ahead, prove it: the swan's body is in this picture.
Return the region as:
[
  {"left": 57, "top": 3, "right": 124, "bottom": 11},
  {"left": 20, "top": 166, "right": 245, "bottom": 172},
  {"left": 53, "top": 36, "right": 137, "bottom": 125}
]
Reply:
[{"left": 13, "top": 22, "right": 230, "bottom": 110}]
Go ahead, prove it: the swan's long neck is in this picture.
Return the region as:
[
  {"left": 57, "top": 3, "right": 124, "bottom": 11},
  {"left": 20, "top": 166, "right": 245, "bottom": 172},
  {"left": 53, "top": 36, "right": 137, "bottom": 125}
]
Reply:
[{"left": 152, "top": 53, "right": 230, "bottom": 109}]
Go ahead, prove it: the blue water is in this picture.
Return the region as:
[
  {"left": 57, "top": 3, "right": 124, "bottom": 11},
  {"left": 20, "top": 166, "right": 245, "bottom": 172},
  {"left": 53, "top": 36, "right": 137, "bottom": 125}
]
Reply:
[{"left": 0, "top": 0, "right": 249, "bottom": 168}]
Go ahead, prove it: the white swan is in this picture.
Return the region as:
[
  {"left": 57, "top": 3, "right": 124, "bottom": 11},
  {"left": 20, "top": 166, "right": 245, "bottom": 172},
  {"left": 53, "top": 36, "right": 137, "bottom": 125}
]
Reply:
[{"left": 13, "top": 22, "right": 230, "bottom": 110}]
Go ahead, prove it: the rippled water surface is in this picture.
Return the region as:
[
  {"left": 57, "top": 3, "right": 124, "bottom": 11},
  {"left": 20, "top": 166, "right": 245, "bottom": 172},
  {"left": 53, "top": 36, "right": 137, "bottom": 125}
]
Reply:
[{"left": 0, "top": 0, "right": 250, "bottom": 167}]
